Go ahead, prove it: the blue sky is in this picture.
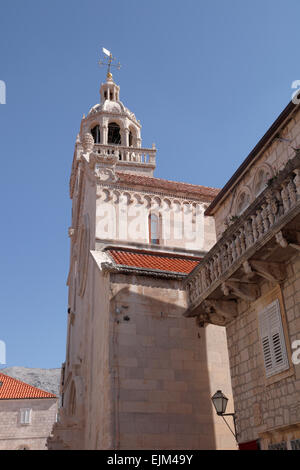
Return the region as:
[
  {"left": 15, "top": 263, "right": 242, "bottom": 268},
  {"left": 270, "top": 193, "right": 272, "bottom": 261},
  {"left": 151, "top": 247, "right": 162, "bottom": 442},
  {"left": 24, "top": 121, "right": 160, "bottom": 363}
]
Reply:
[{"left": 1, "top": 0, "right": 300, "bottom": 368}]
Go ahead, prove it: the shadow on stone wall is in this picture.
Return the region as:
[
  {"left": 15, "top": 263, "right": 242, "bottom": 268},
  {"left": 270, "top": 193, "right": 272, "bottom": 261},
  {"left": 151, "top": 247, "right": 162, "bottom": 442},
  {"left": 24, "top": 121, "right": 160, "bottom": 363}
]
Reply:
[{"left": 109, "top": 276, "right": 216, "bottom": 450}]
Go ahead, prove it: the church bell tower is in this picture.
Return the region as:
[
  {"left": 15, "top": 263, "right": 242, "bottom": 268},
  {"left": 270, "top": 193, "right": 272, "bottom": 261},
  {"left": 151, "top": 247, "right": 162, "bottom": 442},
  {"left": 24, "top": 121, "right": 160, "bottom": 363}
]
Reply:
[{"left": 48, "top": 51, "right": 235, "bottom": 451}]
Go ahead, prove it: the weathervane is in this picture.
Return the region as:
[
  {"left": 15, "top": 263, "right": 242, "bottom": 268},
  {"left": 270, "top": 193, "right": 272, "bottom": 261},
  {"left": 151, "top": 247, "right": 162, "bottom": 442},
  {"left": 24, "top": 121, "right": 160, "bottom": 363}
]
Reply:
[{"left": 98, "top": 47, "right": 121, "bottom": 79}]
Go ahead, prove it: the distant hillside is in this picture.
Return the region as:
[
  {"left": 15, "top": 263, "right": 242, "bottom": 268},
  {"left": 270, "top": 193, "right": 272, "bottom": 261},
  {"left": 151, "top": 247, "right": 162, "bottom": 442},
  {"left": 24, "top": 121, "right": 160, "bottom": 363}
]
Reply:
[{"left": 0, "top": 366, "right": 61, "bottom": 397}]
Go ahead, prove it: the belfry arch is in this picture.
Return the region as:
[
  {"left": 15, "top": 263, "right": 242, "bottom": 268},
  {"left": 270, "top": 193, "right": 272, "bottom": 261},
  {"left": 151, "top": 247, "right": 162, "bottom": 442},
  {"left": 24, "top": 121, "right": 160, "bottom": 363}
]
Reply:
[{"left": 108, "top": 122, "right": 121, "bottom": 144}]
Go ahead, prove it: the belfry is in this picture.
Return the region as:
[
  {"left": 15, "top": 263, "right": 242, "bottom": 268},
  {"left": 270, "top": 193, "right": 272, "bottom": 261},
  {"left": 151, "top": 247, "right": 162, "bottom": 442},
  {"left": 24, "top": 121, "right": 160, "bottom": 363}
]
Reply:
[{"left": 48, "top": 52, "right": 236, "bottom": 450}]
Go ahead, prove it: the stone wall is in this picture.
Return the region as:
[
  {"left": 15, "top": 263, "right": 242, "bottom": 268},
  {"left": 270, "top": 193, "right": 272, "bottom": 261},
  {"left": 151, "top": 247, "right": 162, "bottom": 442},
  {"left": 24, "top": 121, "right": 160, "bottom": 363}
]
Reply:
[
  {"left": 107, "top": 273, "right": 236, "bottom": 450},
  {"left": 226, "top": 253, "right": 300, "bottom": 448},
  {"left": 0, "top": 398, "right": 57, "bottom": 450}
]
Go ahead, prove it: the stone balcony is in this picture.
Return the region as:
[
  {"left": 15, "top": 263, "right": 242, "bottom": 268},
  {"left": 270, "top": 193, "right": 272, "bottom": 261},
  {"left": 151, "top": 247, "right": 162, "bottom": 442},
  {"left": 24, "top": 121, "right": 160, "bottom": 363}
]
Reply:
[
  {"left": 93, "top": 143, "right": 156, "bottom": 167},
  {"left": 185, "top": 151, "right": 300, "bottom": 327}
]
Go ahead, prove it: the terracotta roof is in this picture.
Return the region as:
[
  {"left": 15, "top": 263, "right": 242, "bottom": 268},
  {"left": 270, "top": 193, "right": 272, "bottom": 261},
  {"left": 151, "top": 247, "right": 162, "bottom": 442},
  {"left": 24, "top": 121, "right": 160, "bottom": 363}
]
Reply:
[
  {"left": 0, "top": 372, "right": 57, "bottom": 400},
  {"left": 107, "top": 248, "right": 201, "bottom": 274},
  {"left": 116, "top": 172, "right": 219, "bottom": 201}
]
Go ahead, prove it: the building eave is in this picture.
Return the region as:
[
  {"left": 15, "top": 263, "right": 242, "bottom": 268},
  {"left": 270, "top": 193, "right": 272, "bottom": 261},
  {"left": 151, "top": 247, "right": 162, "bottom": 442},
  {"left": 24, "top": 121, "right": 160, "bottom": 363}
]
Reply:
[{"left": 205, "top": 99, "right": 299, "bottom": 216}]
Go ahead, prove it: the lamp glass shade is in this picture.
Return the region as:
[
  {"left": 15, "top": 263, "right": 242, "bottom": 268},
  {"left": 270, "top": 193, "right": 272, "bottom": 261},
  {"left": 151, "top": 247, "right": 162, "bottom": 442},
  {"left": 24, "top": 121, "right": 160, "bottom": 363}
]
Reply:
[{"left": 211, "top": 390, "right": 228, "bottom": 415}]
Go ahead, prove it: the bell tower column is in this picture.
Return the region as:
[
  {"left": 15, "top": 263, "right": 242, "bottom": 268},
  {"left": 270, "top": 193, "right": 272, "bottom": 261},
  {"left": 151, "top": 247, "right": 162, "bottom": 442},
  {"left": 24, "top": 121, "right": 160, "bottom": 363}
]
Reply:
[
  {"left": 102, "top": 125, "right": 108, "bottom": 145},
  {"left": 124, "top": 128, "right": 129, "bottom": 147}
]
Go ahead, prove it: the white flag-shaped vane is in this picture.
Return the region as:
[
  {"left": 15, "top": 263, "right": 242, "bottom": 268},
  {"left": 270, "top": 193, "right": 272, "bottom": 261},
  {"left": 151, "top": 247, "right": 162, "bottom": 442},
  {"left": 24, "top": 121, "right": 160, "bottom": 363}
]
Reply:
[{"left": 103, "top": 47, "right": 111, "bottom": 57}]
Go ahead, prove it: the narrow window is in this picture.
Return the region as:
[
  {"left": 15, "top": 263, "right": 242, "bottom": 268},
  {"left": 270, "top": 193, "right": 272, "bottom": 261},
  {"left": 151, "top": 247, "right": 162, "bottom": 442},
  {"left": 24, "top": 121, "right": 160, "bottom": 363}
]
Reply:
[
  {"left": 20, "top": 408, "right": 32, "bottom": 425},
  {"left": 258, "top": 299, "right": 289, "bottom": 377},
  {"left": 91, "top": 125, "right": 100, "bottom": 144},
  {"left": 149, "top": 214, "right": 160, "bottom": 245},
  {"left": 108, "top": 122, "right": 121, "bottom": 145},
  {"left": 129, "top": 130, "right": 133, "bottom": 147}
]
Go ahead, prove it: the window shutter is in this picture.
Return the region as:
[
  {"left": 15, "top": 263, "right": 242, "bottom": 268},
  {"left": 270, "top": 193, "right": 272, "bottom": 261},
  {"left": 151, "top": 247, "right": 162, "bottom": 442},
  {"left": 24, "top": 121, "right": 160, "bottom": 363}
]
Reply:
[{"left": 258, "top": 299, "right": 289, "bottom": 377}]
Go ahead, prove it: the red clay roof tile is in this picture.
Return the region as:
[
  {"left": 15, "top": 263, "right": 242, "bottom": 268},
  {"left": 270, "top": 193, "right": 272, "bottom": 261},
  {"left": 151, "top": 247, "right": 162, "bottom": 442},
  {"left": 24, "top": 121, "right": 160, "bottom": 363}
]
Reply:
[
  {"left": 0, "top": 372, "right": 57, "bottom": 400},
  {"left": 107, "top": 248, "right": 201, "bottom": 274},
  {"left": 116, "top": 172, "right": 219, "bottom": 201}
]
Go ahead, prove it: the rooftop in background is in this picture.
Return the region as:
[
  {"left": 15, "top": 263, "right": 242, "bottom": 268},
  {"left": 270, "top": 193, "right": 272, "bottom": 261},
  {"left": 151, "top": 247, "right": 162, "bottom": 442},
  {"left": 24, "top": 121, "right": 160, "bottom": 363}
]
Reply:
[
  {"left": 0, "top": 372, "right": 57, "bottom": 400},
  {"left": 116, "top": 172, "right": 220, "bottom": 201},
  {"left": 107, "top": 247, "right": 202, "bottom": 275}
]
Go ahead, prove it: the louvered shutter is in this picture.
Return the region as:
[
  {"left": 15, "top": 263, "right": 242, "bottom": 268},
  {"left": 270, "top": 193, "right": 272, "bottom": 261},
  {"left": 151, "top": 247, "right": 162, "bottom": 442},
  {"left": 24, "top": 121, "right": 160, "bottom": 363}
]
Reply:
[{"left": 258, "top": 299, "right": 289, "bottom": 377}]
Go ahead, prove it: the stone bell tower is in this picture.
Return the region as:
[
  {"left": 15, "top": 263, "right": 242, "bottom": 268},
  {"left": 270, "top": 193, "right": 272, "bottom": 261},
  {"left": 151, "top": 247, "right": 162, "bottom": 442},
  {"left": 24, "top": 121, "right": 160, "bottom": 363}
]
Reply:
[
  {"left": 48, "top": 59, "right": 235, "bottom": 450},
  {"left": 78, "top": 71, "right": 156, "bottom": 178}
]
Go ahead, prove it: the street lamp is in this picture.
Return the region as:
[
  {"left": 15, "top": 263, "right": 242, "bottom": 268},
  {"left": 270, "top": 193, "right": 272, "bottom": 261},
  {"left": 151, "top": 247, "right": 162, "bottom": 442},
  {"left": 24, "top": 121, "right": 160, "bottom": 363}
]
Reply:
[{"left": 211, "top": 390, "right": 238, "bottom": 442}]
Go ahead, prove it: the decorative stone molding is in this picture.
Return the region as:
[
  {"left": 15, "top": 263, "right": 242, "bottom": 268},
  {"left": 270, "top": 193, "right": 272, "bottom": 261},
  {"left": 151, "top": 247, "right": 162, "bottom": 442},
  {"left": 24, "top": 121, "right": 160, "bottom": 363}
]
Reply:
[
  {"left": 82, "top": 133, "right": 94, "bottom": 153},
  {"left": 95, "top": 186, "right": 206, "bottom": 212}
]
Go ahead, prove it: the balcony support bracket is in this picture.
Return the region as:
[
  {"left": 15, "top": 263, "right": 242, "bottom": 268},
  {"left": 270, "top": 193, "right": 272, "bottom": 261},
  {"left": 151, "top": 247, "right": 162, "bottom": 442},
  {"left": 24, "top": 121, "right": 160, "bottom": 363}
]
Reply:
[
  {"left": 249, "top": 260, "right": 286, "bottom": 283},
  {"left": 223, "top": 280, "right": 260, "bottom": 302}
]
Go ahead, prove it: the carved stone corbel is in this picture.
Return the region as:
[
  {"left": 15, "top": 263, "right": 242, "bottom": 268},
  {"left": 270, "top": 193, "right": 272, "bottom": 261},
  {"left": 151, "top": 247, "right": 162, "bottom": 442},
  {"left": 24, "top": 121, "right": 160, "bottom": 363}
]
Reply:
[
  {"left": 195, "top": 310, "right": 227, "bottom": 327},
  {"left": 275, "top": 230, "right": 288, "bottom": 248},
  {"left": 195, "top": 313, "right": 208, "bottom": 328},
  {"left": 249, "top": 260, "right": 286, "bottom": 283},
  {"left": 203, "top": 299, "right": 238, "bottom": 320},
  {"left": 225, "top": 280, "right": 260, "bottom": 302}
]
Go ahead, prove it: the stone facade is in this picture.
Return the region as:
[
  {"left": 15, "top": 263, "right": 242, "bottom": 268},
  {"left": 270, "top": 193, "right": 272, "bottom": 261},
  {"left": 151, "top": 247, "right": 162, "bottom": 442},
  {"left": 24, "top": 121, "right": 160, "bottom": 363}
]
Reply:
[
  {"left": 227, "top": 275, "right": 300, "bottom": 449},
  {"left": 186, "top": 98, "right": 300, "bottom": 449},
  {"left": 0, "top": 398, "right": 57, "bottom": 450}
]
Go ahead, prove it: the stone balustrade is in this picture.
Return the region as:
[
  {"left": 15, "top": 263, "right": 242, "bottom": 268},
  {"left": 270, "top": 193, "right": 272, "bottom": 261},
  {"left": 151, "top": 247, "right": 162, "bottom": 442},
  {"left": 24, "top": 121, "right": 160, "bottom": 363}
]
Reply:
[
  {"left": 93, "top": 144, "right": 156, "bottom": 165},
  {"left": 186, "top": 151, "right": 300, "bottom": 314}
]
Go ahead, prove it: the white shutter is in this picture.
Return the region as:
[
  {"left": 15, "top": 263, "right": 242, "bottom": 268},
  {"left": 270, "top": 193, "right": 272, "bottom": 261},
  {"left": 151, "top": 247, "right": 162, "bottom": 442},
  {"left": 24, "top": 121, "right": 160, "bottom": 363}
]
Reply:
[{"left": 258, "top": 299, "right": 289, "bottom": 377}]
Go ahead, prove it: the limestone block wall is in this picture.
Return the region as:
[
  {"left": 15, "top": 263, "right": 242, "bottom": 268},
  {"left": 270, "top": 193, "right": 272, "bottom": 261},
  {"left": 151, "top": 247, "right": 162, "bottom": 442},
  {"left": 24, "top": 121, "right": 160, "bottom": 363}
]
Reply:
[
  {"left": 0, "top": 398, "right": 57, "bottom": 450},
  {"left": 107, "top": 273, "right": 236, "bottom": 450},
  {"left": 213, "top": 108, "right": 300, "bottom": 239},
  {"left": 226, "top": 253, "right": 300, "bottom": 447}
]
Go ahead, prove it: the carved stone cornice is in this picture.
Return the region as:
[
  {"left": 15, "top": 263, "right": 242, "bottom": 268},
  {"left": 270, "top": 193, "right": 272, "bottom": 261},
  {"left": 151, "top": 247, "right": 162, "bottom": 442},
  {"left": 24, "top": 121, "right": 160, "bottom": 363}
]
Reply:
[{"left": 95, "top": 185, "right": 208, "bottom": 209}]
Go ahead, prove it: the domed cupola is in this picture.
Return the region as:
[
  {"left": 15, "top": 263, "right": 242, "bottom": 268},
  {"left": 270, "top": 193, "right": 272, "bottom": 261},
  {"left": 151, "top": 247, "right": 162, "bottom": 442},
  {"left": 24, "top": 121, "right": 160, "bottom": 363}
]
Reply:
[{"left": 77, "top": 60, "right": 156, "bottom": 176}]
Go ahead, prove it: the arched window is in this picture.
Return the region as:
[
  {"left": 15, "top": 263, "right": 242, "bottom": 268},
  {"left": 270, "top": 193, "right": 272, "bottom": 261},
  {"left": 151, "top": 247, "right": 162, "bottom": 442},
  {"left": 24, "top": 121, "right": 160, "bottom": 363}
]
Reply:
[
  {"left": 108, "top": 122, "right": 121, "bottom": 144},
  {"left": 236, "top": 192, "right": 250, "bottom": 215},
  {"left": 91, "top": 125, "right": 100, "bottom": 144},
  {"left": 129, "top": 130, "right": 133, "bottom": 147},
  {"left": 149, "top": 213, "right": 161, "bottom": 245}
]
